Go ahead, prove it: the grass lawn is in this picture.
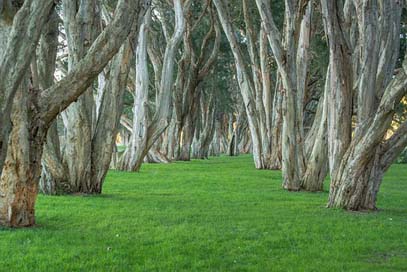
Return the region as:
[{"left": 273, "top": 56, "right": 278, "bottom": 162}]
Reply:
[{"left": 0, "top": 155, "right": 406, "bottom": 271}]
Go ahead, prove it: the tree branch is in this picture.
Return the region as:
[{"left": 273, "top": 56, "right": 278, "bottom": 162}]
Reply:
[{"left": 40, "top": 0, "right": 148, "bottom": 124}]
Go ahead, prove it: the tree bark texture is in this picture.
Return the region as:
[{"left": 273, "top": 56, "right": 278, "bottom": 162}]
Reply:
[{"left": 0, "top": 0, "right": 147, "bottom": 227}]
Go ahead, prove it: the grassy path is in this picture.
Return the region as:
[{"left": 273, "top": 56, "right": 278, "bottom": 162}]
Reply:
[{"left": 1, "top": 155, "right": 406, "bottom": 271}]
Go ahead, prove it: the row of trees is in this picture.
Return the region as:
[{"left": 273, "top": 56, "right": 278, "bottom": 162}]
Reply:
[
  {"left": 0, "top": 0, "right": 406, "bottom": 227},
  {"left": 216, "top": 0, "right": 407, "bottom": 210}
]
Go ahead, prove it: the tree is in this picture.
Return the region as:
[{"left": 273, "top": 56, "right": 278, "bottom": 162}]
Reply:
[
  {"left": 174, "top": 1, "right": 221, "bottom": 161},
  {"left": 213, "top": 0, "right": 282, "bottom": 170},
  {"left": 214, "top": 0, "right": 329, "bottom": 191},
  {"left": 321, "top": 0, "right": 407, "bottom": 210},
  {"left": 0, "top": 0, "right": 55, "bottom": 178},
  {"left": 0, "top": 0, "right": 148, "bottom": 227},
  {"left": 119, "top": 0, "right": 186, "bottom": 172},
  {"left": 41, "top": 1, "right": 139, "bottom": 194}
]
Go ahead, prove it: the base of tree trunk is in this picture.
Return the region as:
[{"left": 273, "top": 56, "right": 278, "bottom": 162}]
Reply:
[
  {"left": 282, "top": 184, "right": 301, "bottom": 191},
  {"left": 0, "top": 183, "right": 38, "bottom": 227},
  {"left": 145, "top": 150, "right": 170, "bottom": 163},
  {"left": 70, "top": 186, "right": 103, "bottom": 195},
  {"left": 327, "top": 163, "right": 381, "bottom": 211},
  {"left": 177, "top": 151, "right": 191, "bottom": 161}
]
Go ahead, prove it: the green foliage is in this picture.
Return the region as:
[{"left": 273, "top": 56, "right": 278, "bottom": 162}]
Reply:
[
  {"left": 397, "top": 148, "right": 407, "bottom": 164},
  {"left": 1, "top": 156, "right": 406, "bottom": 271},
  {"left": 397, "top": 8, "right": 406, "bottom": 69}
]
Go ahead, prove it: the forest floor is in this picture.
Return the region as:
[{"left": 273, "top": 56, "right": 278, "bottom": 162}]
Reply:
[{"left": 0, "top": 155, "right": 406, "bottom": 271}]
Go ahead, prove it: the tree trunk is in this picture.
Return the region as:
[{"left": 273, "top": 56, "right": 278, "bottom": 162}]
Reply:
[
  {"left": 174, "top": 5, "right": 221, "bottom": 162},
  {"left": 0, "top": 84, "right": 47, "bottom": 227},
  {"left": 120, "top": 0, "right": 186, "bottom": 171},
  {"left": 0, "top": 0, "right": 54, "bottom": 177},
  {"left": 90, "top": 42, "right": 133, "bottom": 192},
  {"left": 0, "top": 0, "right": 147, "bottom": 227},
  {"left": 270, "top": 87, "right": 283, "bottom": 169},
  {"left": 195, "top": 99, "right": 216, "bottom": 159},
  {"left": 301, "top": 71, "right": 329, "bottom": 191},
  {"left": 61, "top": 0, "right": 99, "bottom": 193},
  {"left": 41, "top": 122, "right": 71, "bottom": 194},
  {"left": 320, "top": 0, "right": 353, "bottom": 178},
  {"left": 119, "top": 11, "right": 150, "bottom": 172},
  {"left": 322, "top": 0, "right": 405, "bottom": 210},
  {"left": 214, "top": 0, "right": 275, "bottom": 169},
  {"left": 37, "top": 11, "right": 70, "bottom": 194},
  {"left": 178, "top": 114, "right": 195, "bottom": 161}
]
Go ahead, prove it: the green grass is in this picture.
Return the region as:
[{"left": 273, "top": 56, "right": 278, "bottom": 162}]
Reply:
[{"left": 1, "top": 155, "right": 406, "bottom": 271}]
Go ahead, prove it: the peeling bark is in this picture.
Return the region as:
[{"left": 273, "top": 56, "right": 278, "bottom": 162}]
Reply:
[
  {"left": 0, "top": 0, "right": 147, "bottom": 227},
  {"left": 322, "top": 0, "right": 405, "bottom": 210}
]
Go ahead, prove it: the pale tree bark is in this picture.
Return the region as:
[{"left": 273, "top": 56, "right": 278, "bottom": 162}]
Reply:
[
  {"left": 321, "top": 0, "right": 353, "bottom": 177},
  {"left": 0, "top": 0, "right": 55, "bottom": 177},
  {"left": 61, "top": 0, "right": 100, "bottom": 193},
  {"left": 38, "top": 11, "right": 71, "bottom": 194},
  {"left": 244, "top": 1, "right": 273, "bottom": 168},
  {"left": 255, "top": 0, "right": 330, "bottom": 190},
  {"left": 235, "top": 108, "right": 248, "bottom": 156},
  {"left": 209, "top": 115, "right": 223, "bottom": 157},
  {"left": 119, "top": 10, "right": 150, "bottom": 171},
  {"left": 257, "top": 0, "right": 303, "bottom": 190},
  {"left": 301, "top": 68, "right": 329, "bottom": 191},
  {"left": 0, "top": 0, "right": 147, "bottom": 227},
  {"left": 160, "top": 107, "right": 178, "bottom": 160},
  {"left": 214, "top": 0, "right": 276, "bottom": 169},
  {"left": 119, "top": 0, "right": 186, "bottom": 172},
  {"left": 41, "top": 1, "right": 142, "bottom": 194},
  {"left": 270, "top": 82, "right": 283, "bottom": 168},
  {"left": 90, "top": 41, "right": 134, "bottom": 192},
  {"left": 322, "top": 0, "right": 405, "bottom": 210},
  {"left": 227, "top": 113, "right": 236, "bottom": 156}
]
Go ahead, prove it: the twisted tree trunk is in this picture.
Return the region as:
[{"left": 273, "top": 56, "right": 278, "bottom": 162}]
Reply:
[
  {"left": 322, "top": 0, "right": 405, "bottom": 210},
  {"left": 0, "top": 0, "right": 147, "bottom": 227}
]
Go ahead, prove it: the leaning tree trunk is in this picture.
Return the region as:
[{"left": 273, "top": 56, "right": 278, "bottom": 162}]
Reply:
[
  {"left": 90, "top": 41, "right": 134, "bottom": 192},
  {"left": 327, "top": 66, "right": 407, "bottom": 210}
]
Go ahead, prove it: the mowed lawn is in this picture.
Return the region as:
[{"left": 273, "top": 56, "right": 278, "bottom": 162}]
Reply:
[{"left": 1, "top": 155, "right": 406, "bottom": 271}]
